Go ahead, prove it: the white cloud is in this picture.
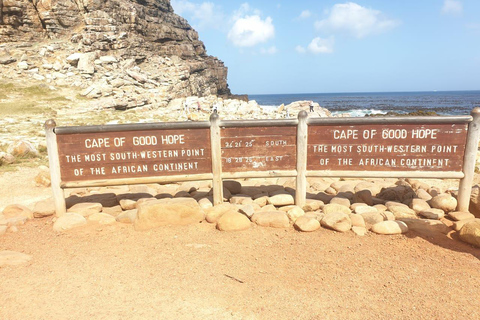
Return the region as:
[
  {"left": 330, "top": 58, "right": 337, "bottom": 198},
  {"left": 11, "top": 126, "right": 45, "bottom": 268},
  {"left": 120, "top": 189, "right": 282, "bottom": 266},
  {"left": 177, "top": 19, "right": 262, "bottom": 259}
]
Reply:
[
  {"left": 315, "top": 2, "right": 400, "bottom": 39},
  {"left": 295, "top": 45, "right": 307, "bottom": 54},
  {"left": 228, "top": 4, "right": 275, "bottom": 47},
  {"left": 299, "top": 10, "right": 312, "bottom": 19},
  {"left": 260, "top": 46, "right": 278, "bottom": 55},
  {"left": 308, "top": 37, "right": 335, "bottom": 54},
  {"left": 171, "top": 1, "right": 224, "bottom": 30},
  {"left": 442, "top": 0, "right": 463, "bottom": 16}
]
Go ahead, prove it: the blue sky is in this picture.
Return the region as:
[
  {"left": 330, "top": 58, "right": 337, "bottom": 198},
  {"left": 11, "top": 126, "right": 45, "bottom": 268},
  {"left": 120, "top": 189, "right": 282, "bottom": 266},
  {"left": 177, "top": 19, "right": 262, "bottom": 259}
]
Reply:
[{"left": 171, "top": 0, "right": 480, "bottom": 95}]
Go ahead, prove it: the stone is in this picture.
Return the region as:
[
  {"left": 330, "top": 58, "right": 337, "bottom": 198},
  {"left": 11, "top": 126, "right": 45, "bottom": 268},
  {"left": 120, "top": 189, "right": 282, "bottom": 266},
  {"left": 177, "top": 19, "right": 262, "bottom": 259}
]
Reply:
[
  {"left": 453, "top": 218, "right": 476, "bottom": 232},
  {"left": 251, "top": 212, "right": 290, "bottom": 228},
  {"left": 119, "top": 198, "right": 138, "bottom": 211},
  {"left": 352, "top": 226, "right": 367, "bottom": 236},
  {"left": 116, "top": 209, "right": 138, "bottom": 224},
  {"left": 416, "top": 188, "right": 432, "bottom": 201},
  {"left": 322, "top": 203, "right": 351, "bottom": 215},
  {"left": 267, "top": 194, "right": 295, "bottom": 206},
  {"left": 259, "top": 204, "right": 277, "bottom": 212},
  {"left": 0, "top": 251, "right": 33, "bottom": 266},
  {"left": 360, "top": 212, "right": 385, "bottom": 229},
  {"left": 385, "top": 201, "right": 417, "bottom": 219},
  {"left": 448, "top": 211, "right": 475, "bottom": 221},
  {"left": 230, "top": 195, "right": 253, "bottom": 205},
  {"left": 294, "top": 216, "right": 321, "bottom": 232},
  {"left": 7, "top": 140, "right": 38, "bottom": 157},
  {"left": 67, "top": 202, "right": 102, "bottom": 217},
  {"left": 352, "top": 189, "right": 373, "bottom": 206},
  {"left": 78, "top": 52, "right": 97, "bottom": 74},
  {"left": 0, "top": 152, "right": 15, "bottom": 164},
  {"left": 430, "top": 194, "right": 457, "bottom": 212},
  {"left": 286, "top": 206, "right": 305, "bottom": 222},
  {"left": 223, "top": 180, "right": 242, "bottom": 194},
  {"left": 66, "top": 53, "right": 82, "bottom": 65},
  {"left": 216, "top": 211, "right": 251, "bottom": 231},
  {"left": 354, "top": 206, "right": 377, "bottom": 215},
  {"left": 34, "top": 166, "right": 51, "bottom": 187},
  {"left": 321, "top": 212, "right": 352, "bottom": 232},
  {"left": 205, "top": 203, "right": 237, "bottom": 223},
  {"left": 198, "top": 197, "right": 213, "bottom": 209},
  {"left": 89, "top": 212, "right": 116, "bottom": 225},
  {"left": 419, "top": 208, "right": 445, "bottom": 220},
  {"left": 371, "top": 221, "right": 409, "bottom": 235},
  {"left": 253, "top": 196, "right": 268, "bottom": 207},
  {"left": 330, "top": 197, "right": 351, "bottom": 207},
  {"left": 102, "top": 205, "right": 123, "bottom": 216},
  {"left": 458, "top": 219, "right": 480, "bottom": 247},
  {"left": 53, "top": 213, "right": 87, "bottom": 232},
  {"left": 373, "top": 204, "right": 387, "bottom": 213},
  {"left": 349, "top": 214, "right": 366, "bottom": 228},
  {"left": 135, "top": 198, "right": 205, "bottom": 231},
  {"left": 410, "top": 198, "right": 431, "bottom": 213},
  {"left": 303, "top": 199, "right": 324, "bottom": 212},
  {"left": 33, "top": 199, "right": 56, "bottom": 218},
  {"left": 239, "top": 204, "right": 256, "bottom": 218},
  {"left": 2, "top": 204, "right": 33, "bottom": 219}
]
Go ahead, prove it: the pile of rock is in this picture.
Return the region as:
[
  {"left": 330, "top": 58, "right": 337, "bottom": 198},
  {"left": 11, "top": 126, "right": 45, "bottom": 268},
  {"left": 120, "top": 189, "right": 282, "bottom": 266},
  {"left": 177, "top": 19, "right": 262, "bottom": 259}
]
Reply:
[{"left": 2, "top": 176, "right": 479, "bottom": 248}]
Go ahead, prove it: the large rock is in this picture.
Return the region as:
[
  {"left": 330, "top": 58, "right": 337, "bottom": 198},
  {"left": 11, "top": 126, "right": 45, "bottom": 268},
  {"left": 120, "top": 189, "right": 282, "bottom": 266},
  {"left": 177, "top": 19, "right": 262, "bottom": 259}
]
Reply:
[
  {"left": 321, "top": 212, "right": 352, "bottom": 232},
  {"left": 409, "top": 199, "right": 431, "bottom": 214},
  {"left": 135, "top": 198, "right": 205, "bottom": 230},
  {"left": 223, "top": 180, "right": 242, "bottom": 194},
  {"left": 267, "top": 194, "right": 295, "bottom": 206},
  {"left": 67, "top": 202, "right": 102, "bottom": 217},
  {"left": 205, "top": 203, "right": 237, "bottom": 223},
  {"left": 371, "top": 221, "right": 409, "bottom": 235},
  {"left": 251, "top": 212, "right": 290, "bottom": 228},
  {"left": 294, "top": 216, "right": 321, "bottom": 232},
  {"left": 430, "top": 194, "right": 457, "bottom": 212},
  {"left": 53, "top": 213, "right": 87, "bottom": 232},
  {"left": 322, "top": 203, "right": 351, "bottom": 215},
  {"left": 216, "top": 211, "right": 251, "bottom": 231},
  {"left": 2, "top": 204, "right": 33, "bottom": 220},
  {"left": 458, "top": 219, "right": 480, "bottom": 247},
  {"left": 385, "top": 201, "right": 417, "bottom": 219},
  {"left": 33, "top": 199, "right": 56, "bottom": 218},
  {"left": 7, "top": 140, "right": 38, "bottom": 157}
]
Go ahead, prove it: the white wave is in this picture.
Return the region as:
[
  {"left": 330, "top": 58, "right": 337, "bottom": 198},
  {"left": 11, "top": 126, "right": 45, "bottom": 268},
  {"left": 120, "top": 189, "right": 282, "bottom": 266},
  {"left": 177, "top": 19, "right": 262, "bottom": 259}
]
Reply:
[{"left": 332, "top": 109, "right": 385, "bottom": 117}]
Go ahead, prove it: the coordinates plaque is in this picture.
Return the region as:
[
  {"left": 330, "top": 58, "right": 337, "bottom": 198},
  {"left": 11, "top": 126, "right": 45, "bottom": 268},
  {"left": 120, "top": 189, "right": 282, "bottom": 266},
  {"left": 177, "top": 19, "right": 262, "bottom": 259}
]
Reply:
[
  {"left": 221, "top": 126, "right": 296, "bottom": 172},
  {"left": 57, "top": 128, "right": 212, "bottom": 182},
  {"left": 308, "top": 123, "right": 468, "bottom": 172}
]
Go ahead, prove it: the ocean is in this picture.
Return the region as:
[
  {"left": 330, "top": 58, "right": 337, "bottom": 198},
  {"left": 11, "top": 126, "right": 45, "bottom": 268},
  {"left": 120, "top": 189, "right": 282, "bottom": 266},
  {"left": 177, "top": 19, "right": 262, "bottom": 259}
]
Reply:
[{"left": 249, "top": 91, "right": 480, "bottom": 117}]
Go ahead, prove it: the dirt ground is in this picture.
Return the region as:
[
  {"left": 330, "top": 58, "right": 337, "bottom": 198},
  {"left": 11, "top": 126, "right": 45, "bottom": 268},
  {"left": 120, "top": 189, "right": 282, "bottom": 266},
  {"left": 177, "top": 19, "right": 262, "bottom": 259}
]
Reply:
[{"left": 1, "top": 168, "right": 480, "bottom": 320}]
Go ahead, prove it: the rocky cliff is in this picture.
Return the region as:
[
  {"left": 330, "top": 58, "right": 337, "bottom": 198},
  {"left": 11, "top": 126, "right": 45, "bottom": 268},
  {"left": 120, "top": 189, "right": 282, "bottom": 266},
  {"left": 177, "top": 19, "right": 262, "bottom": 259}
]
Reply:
[{"left": 0, "top": 0, "right": 231, "bottom": 103}]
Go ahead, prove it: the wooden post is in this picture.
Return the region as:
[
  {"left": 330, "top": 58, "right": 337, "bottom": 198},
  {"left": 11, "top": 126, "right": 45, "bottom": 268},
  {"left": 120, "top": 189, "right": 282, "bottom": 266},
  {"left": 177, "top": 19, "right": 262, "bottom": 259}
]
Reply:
[
  {"left": 457, "top": 107, "right": 480, "bottom": 211},
  {"left": 210, "top": 113, "right": 224, "bottom": 205},
  {"left": 296, "top": 111, "right": 308, "bottom": 208},
  {"left": 44, "top": 119, "right": 66, "bottom": 216}
]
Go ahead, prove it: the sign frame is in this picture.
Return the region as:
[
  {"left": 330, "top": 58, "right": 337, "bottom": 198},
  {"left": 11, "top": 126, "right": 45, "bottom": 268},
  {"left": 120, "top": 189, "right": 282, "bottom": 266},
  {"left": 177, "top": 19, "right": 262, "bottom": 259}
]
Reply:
[{"left": 45, "top": 108, "right": 480, "bottom": 216}]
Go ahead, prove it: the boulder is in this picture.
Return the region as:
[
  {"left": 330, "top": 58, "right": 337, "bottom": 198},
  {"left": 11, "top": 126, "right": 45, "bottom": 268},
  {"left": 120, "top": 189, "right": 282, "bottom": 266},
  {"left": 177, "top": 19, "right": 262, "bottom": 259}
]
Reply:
[
  {"left": 53, "top": 213, "right": 87, "bottom": 232},
  {"left": 294, "top": 216, "right": 321, "bottom": 232},
  {"left": 360, "top": 212, "right": 385, "bottom": 229},
  {"left": 267, "top": 194, "right": 295, "bottom": 206},
  {"left": 352, "top": 189, "right": 373, "bottom": 206},
  {"left": 354, "top": 205, "right": 377, "bottom": 215},
  {"left": 330, "top": 197, "right": 351, "bottom": 207},
  {"left": 230, "top": 195, "right": 253, "bottom": 205},
  {"left": 410, "top": 199, "right": 431, "bottom": 214},
  {"left": 349, "top": 214, "right": 366, "bottom": 228},
  {"left": 223, "top": 180, "right": 242, "bottom": 194},
  {"left": 302, "top": 199, "right": 323, "bottom": 212},
  {"left": 385, "top": 201, "right": 417, "bottom": 219},
  {"left": 88, "top": 212, "right": 116, "bottom": 225},
  {"left": 458, "top": 219, "right": 480, "bottom": 247},
  {"left": 2, "top": 204, "right": 33, "bottom": 220},
  {"left": 251, "top": 212, "right": 290, "bottom": 228},
  {"left": 419, "top": 209, "right": 445, "bottom": 220},
  {"left": 430, "top": 194, "right": 457, "bottom": 212},
  {"left": 216, "top": 211, "right": 251, "bottom": 231},
  {"left": 239, "top": 204, "right": 257, "bottom": 218},
  {"left": 321, "top": 212, "right": 352, "bottom": 232},
  {"left": 322, "top": 203, "right": 351, "bottom": 215},
  {"left": 33, "top": 199, "right": 56, "bottom": 218},
  {"left": 352, "top": 226, "right": 367, "bottom": 236},
  {"left": 7, "top": 140, "right": 38, "bottom": 157},
  {"left": 371, "top": 221, "right": 408, "bottom": 235},
  {"left": 116, "top": 210, "right": 138, "bottom": 224},
  {"left": 134, "top": 198, "right": 205, "bottom": 231},
  {"left": 205, "top": 203, "right": 237, "bottom": 223},
  {"left": 448, "top": 211, "right": 475, "bottom": 221},
  {"left": 286, "top": 206, "right": 305, "bottom": 222},
  {"left": 453, "top": 218, "right": 476, "bottom": 232},
  {"left": 34, "top": 166, "right": 51, "bottom": 187},
  {"left": 67, "top": 202, "right": 102, "bottom": 217}
]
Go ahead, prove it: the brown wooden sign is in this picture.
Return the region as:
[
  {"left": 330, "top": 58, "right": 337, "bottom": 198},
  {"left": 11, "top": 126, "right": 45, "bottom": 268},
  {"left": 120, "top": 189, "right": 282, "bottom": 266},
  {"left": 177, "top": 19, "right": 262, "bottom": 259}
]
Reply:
[
  {"left": 57, "top": 128, "right": 212, "bottom": 182},
  {"left": 307, "top": 123, "right": 468, "bottom": 172},
  {"left": 221, "top": 126, "right": 296, "bottom": 172}
]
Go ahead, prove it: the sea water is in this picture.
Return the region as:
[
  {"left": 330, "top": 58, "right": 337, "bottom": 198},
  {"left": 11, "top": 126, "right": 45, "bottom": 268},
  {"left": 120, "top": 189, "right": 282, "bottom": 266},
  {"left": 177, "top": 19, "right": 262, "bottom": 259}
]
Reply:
[{"left": 249, "top": 91, "right": 480, "bottom": 116}]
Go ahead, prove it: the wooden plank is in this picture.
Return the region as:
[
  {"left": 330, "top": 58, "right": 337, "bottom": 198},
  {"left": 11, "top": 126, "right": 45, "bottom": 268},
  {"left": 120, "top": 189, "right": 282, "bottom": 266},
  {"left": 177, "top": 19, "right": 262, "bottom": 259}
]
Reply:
[
  {"left": 221, "top": 126, "right": 297, "bottom": 172},
  {"left": 57, "top": 128, "right": 212, "bottom": 183},
  {"left": 307, "top": 123, "right": 468, "bottom": 172},
  {"left": 44, "top": 120, "right": 66, "bottom": 216}
]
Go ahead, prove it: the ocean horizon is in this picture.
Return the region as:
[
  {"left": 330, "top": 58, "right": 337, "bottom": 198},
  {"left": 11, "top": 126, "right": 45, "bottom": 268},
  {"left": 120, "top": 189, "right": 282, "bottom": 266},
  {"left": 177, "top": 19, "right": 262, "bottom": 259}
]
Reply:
[{"left": 249, "top": 90, "right": 480, "bottom": 117}]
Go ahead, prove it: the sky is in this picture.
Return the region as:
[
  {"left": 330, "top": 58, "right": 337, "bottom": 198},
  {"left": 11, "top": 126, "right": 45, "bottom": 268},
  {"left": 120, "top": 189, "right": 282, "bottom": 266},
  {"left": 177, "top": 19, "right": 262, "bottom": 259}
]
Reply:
[{"left": 170, "top": 0, "right": 480, "bottom": 95}]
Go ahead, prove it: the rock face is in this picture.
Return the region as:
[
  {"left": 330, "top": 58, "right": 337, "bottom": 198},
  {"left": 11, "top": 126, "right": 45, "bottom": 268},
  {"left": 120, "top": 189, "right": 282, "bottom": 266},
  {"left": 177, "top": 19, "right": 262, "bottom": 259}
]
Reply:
[{"left": 0, "top": 0, "right": 230, "bottom": 98}]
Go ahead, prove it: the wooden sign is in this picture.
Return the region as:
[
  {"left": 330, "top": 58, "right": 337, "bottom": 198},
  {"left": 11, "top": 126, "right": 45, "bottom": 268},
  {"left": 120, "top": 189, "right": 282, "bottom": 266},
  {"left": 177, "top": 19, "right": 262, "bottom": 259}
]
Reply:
[
  {"left": 307, "top": 123, "right": 468, "bottom": 172},
  {"left": 221, "top": 126, "right": 296, "bottom": 172},
  {"left": 56, "top": 128, "right": 212, "bottom": 182}
]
